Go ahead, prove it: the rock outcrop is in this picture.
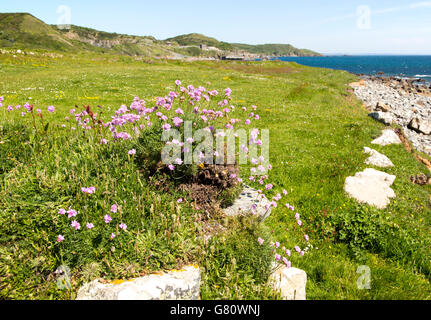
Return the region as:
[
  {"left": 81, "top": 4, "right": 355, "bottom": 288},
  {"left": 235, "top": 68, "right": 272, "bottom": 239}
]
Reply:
[
  {"left": 223, "top": 185, "right": 272, "bottom": 221},
  {"left": 76, "top": 265, "right": 201, "bottom": 300},
  {"left": 344, "top": 168, "right": 396, "bottom": 209},
  {"left": 363, "top": 147, "right": 394, "bottom": 167},
  {"left": 371, "top": 130, "right": 402, "bottom": 146}
]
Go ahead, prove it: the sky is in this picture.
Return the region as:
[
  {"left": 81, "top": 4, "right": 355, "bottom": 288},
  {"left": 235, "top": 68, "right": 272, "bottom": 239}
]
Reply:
[{"left": 1, "top": 0, "right": 431, "bottom": 54}]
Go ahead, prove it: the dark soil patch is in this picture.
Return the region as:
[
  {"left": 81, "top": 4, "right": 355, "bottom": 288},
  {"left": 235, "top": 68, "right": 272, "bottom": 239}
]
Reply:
[{"left": 150, "top": 164, "right": 242, "bottom": 220}]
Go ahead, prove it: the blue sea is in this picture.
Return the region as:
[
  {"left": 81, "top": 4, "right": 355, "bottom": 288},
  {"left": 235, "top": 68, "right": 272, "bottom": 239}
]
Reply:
[{"left": 274, "top": 55, "right": 431, "bottom": 82}]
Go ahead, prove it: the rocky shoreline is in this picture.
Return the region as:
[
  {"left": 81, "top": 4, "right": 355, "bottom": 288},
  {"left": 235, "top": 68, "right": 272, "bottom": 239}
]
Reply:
[{"left": 351, "top": 76, "right": 431, "bottom": 156}]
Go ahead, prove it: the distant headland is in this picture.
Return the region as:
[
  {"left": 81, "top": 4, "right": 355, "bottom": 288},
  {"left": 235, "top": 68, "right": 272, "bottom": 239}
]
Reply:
[{"left": 0, "top": 12, "right": 322, "bottom": 60}]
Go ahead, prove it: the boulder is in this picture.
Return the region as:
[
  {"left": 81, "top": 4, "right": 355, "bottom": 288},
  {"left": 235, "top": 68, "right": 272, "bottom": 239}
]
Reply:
[
  {"left": 76, "top": 265, "right": 201, "bottom": 300},
  {"left": 269, "top": 265, "right": 307, "bottom": 300},
  {"left": 368, "top": 112, "right": 393, "bottom": 125},
  {"left": 375, "top": 101, "right": 390, "bottom": 112},
  {"left": 363, "top": 147, "right": 394, "bottom": 167},
  {"left": 408, "top": 118, "right": 431, "bottom": 135},
  {"left": 223, "top": 185, "right": 272, "bottom": 221},
  {"left": 344, "top": 168, "right": 396, "bottom": 209},
  {"left": 371, "top": 130, "right": 402, "bottom": 146}
]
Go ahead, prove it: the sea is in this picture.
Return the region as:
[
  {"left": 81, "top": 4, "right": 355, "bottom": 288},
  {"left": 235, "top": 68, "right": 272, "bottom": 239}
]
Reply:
[{"left": 273, "top": 55, "right": 431, "bottom": 82}]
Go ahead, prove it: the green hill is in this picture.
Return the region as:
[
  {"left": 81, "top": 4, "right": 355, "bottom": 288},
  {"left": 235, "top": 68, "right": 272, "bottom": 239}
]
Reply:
[
  {"left": 166, "top": 33, "right": 234, "bottom": 51},
  {"left": 0, "top": 12, "right": 321, "bottom": 58},
  {"left": 232, "top": 43, "right": 321, "bottom": 57},
  {"left": 0, "top": 13, "right": 76, "bottom": 51}
]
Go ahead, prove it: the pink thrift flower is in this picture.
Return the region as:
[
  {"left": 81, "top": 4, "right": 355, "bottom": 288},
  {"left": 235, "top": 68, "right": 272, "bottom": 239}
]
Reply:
[
  {"left": 67, "top": 209, "right": 78, "bottom": 219},
  {"left": 286, "top": 249, "right": 291, "bottom": 257},
  {"left": 168, "top": 164, "right": 175, "bottom": 171},
  {"left": 175, "top": 80, "right": 181, "bottom": 86},
  {"left": 48, "top": 106, "right": 55, "bottom": 113},
  {"left": 104, "top": 215, "right": 112, "bottom": 224},
  {"left": 295, "top": 246, "right": 301, "bottom": 253},
  {"left": 128, "top": 149, "right": 136, "bottom": 155},
  {"left": 297, "top": 220, "right": 303, "bottom": 227},
  {"left": 58, "top": 209, "right": 66, "bottom": 215},
  {"left": 71, "top": 221, "right": 81, "bottom": 230},
  {"left": 304, "top": 235, "right": 310, "bottom": 242},
  {"left": 82, "top": 187, "right": 96, "bottom": 194},
  {"left": 119, "top": 223, "right": 127, "bottom": 231},
  {"left": 265, "top": 184, "right": 273, "bottom": 190},
  {"left": 258, "top": 237, "right": 264, "bottom": 245},
  {"left": 283, "top": 258, "right": 291, "bottom": 268},
  {"left": 177, "top": 198, "right": 183, "bottom": 204},
  {"left": 86, "top": 223, "right": 95, "bottom": 230},
  {"left": 110, "top": 233, "right": 116, "bottom": 240},
  {"left": 111, "top": 204, "right": 118, "bottom": 213},
  {"left": 57, "top": 235, "right": 65, "bottom": 243},
  {"left": 275, "top": 242, "right": 280, "bottom": 249},
  {"left": 275, "top": 254, "right": 281, "bottom": 261}
]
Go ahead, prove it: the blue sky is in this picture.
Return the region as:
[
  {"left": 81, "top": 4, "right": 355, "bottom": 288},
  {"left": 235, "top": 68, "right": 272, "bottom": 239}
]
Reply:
[{"left": 1, "top": 0, "right": 431, "bottom": 54}]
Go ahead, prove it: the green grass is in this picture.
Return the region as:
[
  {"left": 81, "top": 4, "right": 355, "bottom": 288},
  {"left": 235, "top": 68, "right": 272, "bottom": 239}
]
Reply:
[{"left": 0, "top": 51, "right": 430, "bottom": 300}]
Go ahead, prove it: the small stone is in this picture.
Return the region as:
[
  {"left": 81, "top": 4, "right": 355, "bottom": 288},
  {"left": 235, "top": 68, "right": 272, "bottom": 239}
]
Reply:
[
  {"left": 371, "top": 130, "right": 402, "bottom": 146},
  {"left": 408, "top": 118, "right": 431, "bottom": 135},
  {"left": 344, "top": 168, "right": 396, "bottom": 209},
  {"left": 363, "top": 147, "right": 394, "bottom": 167},
  {"left": 368, "top": 112, "right": 393, "bottom": 125},
  {"left": 375, "top": 101, "right": 390, "bottom": 112},
  {"left": 269, "top": 265, "right": 307, "bottom": 300},
  {"left": 224, "top": 185, "right": 272, "bottom": 221}
]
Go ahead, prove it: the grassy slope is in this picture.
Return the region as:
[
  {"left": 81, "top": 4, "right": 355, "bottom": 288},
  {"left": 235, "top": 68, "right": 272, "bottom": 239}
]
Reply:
[
  {"left": 0, "top": 52, "right": 430, "bottom": 299},
  {"left": 0, "top": 14, "right": 321, "bottom": 57},
  {"left": 232, "top": 43, "right": 321, "bottom": 56}
]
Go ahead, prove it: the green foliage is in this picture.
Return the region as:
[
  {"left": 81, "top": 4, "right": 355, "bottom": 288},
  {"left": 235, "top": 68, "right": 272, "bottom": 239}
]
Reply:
[
  {"left": 232, "top": 43, "right": 321, "bottom": 56},
  {"left": 200, "top": 216, "right": 280, "bottom": 299}
]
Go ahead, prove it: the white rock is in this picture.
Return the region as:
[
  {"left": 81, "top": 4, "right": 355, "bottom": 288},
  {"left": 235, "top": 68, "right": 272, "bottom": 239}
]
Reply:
[
  {"left": 344, "top": 168, "right": 396, "bottom": 209},
  {"left": 76, "top": 265, "right": 201, "bottom": 300},
  {"left": 371, "top": 130, "right": 402, "bottom": 146},
  {"left": 368, "top": 112, "right": 393, "bottom": 125},
  {"left": 269, "top": 265, "right": 307, "bottom": 300},
  {"left": 363, "top": 147, "right": 394, "bottom": 167},
  {"left": 223, "top": 185, "right": 272, "bottom": 221}
]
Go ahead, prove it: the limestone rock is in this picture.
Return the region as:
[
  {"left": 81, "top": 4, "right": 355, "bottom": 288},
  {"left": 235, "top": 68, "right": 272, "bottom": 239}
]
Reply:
[
  {"left": 363, "top": 147, "right": 394, "bottom": 167},
  {"left": 344, "top": 168, "right": 396, "bottom": 209},
  {"left": 269, "top": 265, "right": 307, "bottom": 300},
  {"left": 223, "top": 185, "right": 272, "bottom": 221},
  {"left": 408, "top": 118, "right": 431, "bottom": 135},
  {"left": 76, "top": 265, "right": 201, "bottom": 300},
  {"left": 368, "top": 112, "right": 393, "bottom": 125},
  {"left": 375, "top": 101, "right": 390, "bottom": 112},
  {"left": 371, "top": 130, "right": 402, "bottom": 146}
]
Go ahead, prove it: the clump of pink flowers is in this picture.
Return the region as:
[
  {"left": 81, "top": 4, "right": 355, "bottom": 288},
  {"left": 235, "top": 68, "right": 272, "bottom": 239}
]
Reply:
[{"left": 81, "top": 187, "right": 96, "bottom": 194}]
